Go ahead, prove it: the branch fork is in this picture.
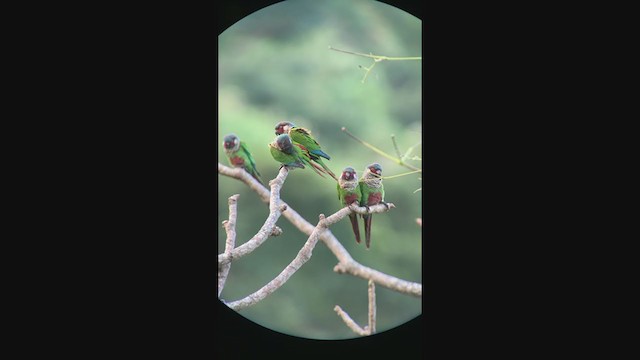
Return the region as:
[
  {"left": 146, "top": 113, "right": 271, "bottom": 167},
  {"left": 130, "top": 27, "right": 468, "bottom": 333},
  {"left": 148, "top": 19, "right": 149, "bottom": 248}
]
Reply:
[
  {"left": 218, "top": 162, "right": 422, "bottom": 311},
  {"left": 334, "top": 279, "right": 377, "bottom": 336}
]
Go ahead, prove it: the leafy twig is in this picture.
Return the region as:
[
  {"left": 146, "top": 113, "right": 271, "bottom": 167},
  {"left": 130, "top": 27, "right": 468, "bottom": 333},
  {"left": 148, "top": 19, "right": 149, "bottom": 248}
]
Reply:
[
  {"left": 329, "top": 46, "right": 421, "bottom": 83},
  {"left": 391, "top": 134, "right": 403, "bottom": 159},
  {"left": 328, "top": 46, "right": 422, "bottom": 61},
  {"left": 341, "top": 127, "right": 421, "bottom": 172},
  {"left": 402, "top": 141, "right": 422, "bottom": 163},
  {"left": 382, "top": 169, "right": 422, "bottom": 180}
]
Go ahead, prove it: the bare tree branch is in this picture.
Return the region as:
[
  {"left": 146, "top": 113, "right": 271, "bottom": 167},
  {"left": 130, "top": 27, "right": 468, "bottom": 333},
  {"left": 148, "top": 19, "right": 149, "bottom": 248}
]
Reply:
[
  {"left": 224, "top": 203, "right": 396, "bottom": 310},
  {"left": 218, "top": 163, "right": 270, "bottom": 202},
  {"left": 218, "top": 194, "right": 239, "bottom": 297},
  {"left": 367, "top": 279, "right": 376, "bottom": 334},
  {"left": 224, "top": 213, "right": 329, "bottom": 310},
  {"left": 218, "top": 163, "right": 422, "bottom": 297},
  {"left": 334, "top": 279, "right": 377, "bottom": 336},
  {"left": 217, "top": 166, "right": 289, "bottom": 267},
  {"left": 334, "top": 305, "right": 369, "bottom": 336}
]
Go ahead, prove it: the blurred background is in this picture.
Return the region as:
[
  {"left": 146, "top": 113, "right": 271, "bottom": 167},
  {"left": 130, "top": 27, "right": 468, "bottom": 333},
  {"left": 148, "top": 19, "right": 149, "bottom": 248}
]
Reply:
[{"left": 218, "top": 0, "right": 421, "bottom": 340}]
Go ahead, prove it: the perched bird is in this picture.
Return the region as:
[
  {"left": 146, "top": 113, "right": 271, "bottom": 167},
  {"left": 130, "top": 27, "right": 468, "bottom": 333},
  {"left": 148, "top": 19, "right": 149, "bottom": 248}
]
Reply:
[
  {"left": 222, "top": 133, "right": 264, "bottom": 185},
  {"left": 359, "top": 163, "right": 388, "bottom": 249},
  {"left": 274, "top": 121, "right": 338, "bottom": 181},
  {"left": 337, "top": 167, "right": 362, "bottom": 245},
  {"left": 268, "top": 134, "right": 328, "bottom": 177}
]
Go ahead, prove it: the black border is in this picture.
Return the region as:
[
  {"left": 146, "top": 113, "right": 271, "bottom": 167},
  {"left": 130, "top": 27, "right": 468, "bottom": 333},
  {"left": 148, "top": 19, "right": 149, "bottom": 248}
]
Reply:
[{"left": 30, "top": 0, "right": 600, "bottom": 355}]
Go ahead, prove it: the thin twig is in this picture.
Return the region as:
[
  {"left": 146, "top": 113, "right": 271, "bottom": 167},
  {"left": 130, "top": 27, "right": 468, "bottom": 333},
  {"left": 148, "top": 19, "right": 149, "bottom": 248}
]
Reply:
[
  {"left": 217, "top": 166, "right": 289, "bottom": 267},
  {"left": 334, "top": 279, "right": 377, "bottom": 336},
  {"left": 329, "top": 46, "right": 421, "bottom": 83},
  {"left": 361, "top": 61, "right": 376, "bottom": 83},
  {"left": 382, "top": 169, "right": 422, "bottom": 180},
  {"left": 218, "top": 194, "right": 240, "bottom": 297},
  {"left": 402, "top": 141, "right": 422, "bottom": 162},
  {"left": 218, "top": 163, "right": 422, "bottom": 297},
  {"left": 391, "top": 134, "right": 403, "bottom": 158},
  {"left": 334, "top": 305, "right": 368, "bottom": 336},
  {"left": 328, "top": 46, "right": 422, "bottom": 61},
  {"left": 341, "top": 127, "right": 421, "bottom": 172}
]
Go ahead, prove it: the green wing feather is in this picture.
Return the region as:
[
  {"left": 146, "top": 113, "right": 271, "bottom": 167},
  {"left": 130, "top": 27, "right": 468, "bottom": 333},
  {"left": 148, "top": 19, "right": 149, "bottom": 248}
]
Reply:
[
  {"left": 240, "top": 141, "right": 260, "bottom": 177},
  {"left": 290, "top": 127, "right": 319, "bottom": 149}
]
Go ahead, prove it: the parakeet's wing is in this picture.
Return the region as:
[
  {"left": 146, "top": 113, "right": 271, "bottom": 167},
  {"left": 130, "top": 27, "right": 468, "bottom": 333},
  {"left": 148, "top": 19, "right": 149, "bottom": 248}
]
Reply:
[
  {"left": 240, "top": 141, "right": 260, "bottom": 176},
  {"left": 337, "top": 182, "right": 345, "bottom": 202},
  {"left": 292, "top": 127, "right": 319, "bottom": 147},
  {"left": 291, "top": 127, "right": 332, "bottom": 160}
]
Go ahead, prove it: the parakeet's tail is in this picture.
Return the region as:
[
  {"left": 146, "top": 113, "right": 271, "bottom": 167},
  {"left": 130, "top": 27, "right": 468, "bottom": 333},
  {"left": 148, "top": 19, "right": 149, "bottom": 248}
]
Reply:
[
  {"left": 310, "top": 149, "right": 331, "bottom": 160},
  {"left": 363, "top": 214, "right": 372, "bottom": 249},
  {"left": 313, "top": 158, "right": 338, "bottom": 181},
  {"left": 349, "top": 213, "right": 361, "bottom": 244},
  {"left": 307, "top": 159, "right": 327, "bottom": 178}
]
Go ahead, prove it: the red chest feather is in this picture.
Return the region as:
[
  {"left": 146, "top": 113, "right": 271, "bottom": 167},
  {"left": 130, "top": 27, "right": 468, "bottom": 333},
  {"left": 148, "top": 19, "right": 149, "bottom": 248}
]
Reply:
[
  {"left": 230, "top": 157, "right": 245, "bottom": 166},
  {"left": 367, "top": 192, "right": 382, "bottom": 205},
  {"left": 344, "top": 193, "right": 359, "bottom": 204}
]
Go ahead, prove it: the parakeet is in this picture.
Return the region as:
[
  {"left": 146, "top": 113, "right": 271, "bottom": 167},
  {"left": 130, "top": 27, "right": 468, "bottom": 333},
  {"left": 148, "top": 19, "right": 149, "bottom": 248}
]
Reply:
[
  {"left": 274, "top": 121, "right": 338, "bottom": 181},
  {"left": 359, "top": 163, "right": 388, "bottom": 249},
  {"left": 222, "top": 133, "right": 264, "bottom": 185},
  {"left": 337, "top": 166, "right": 362, "bottom": 244},
  {"left": 269, "top": 134, "right": 329, "bottom": 178}
]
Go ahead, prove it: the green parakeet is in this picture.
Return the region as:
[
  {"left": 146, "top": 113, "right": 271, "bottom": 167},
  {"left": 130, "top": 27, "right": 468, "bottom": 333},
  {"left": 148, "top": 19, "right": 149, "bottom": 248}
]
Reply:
[
  {"left": 269, "top": 134, "right": 329, "bottom": 178},
  {"left": 359, "top": 163, "right": 388, "bottom": 249},
  {"left": 337, "top": 166, "right": 362, "bottom": 245},
  {"left": 274, "top": 121, "right": 338, "bottom": 181},
  {"left": 222, "top": 134, "right": 264, "bottom": 185}
]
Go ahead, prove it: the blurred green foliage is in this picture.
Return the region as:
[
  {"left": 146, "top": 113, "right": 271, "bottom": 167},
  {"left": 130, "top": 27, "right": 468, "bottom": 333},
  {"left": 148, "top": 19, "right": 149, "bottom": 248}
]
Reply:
[{"left": 218, "top": 0, "right": 421, "bottom": 340}]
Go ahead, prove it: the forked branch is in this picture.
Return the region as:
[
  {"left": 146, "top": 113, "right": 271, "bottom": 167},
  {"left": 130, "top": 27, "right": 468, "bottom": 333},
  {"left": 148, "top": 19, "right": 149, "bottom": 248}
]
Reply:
[
  {"left": 223, "top": 203, "right": 395, "bottom": 310},
  {"left": 217, "top": 166, "right": 289, "bottom": 268},
  {"left": 334, "top": 279, "right": 377, "bottom": 336},
  {"left": 218, "top": 163, "right": 422, "bottom": 297}
]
